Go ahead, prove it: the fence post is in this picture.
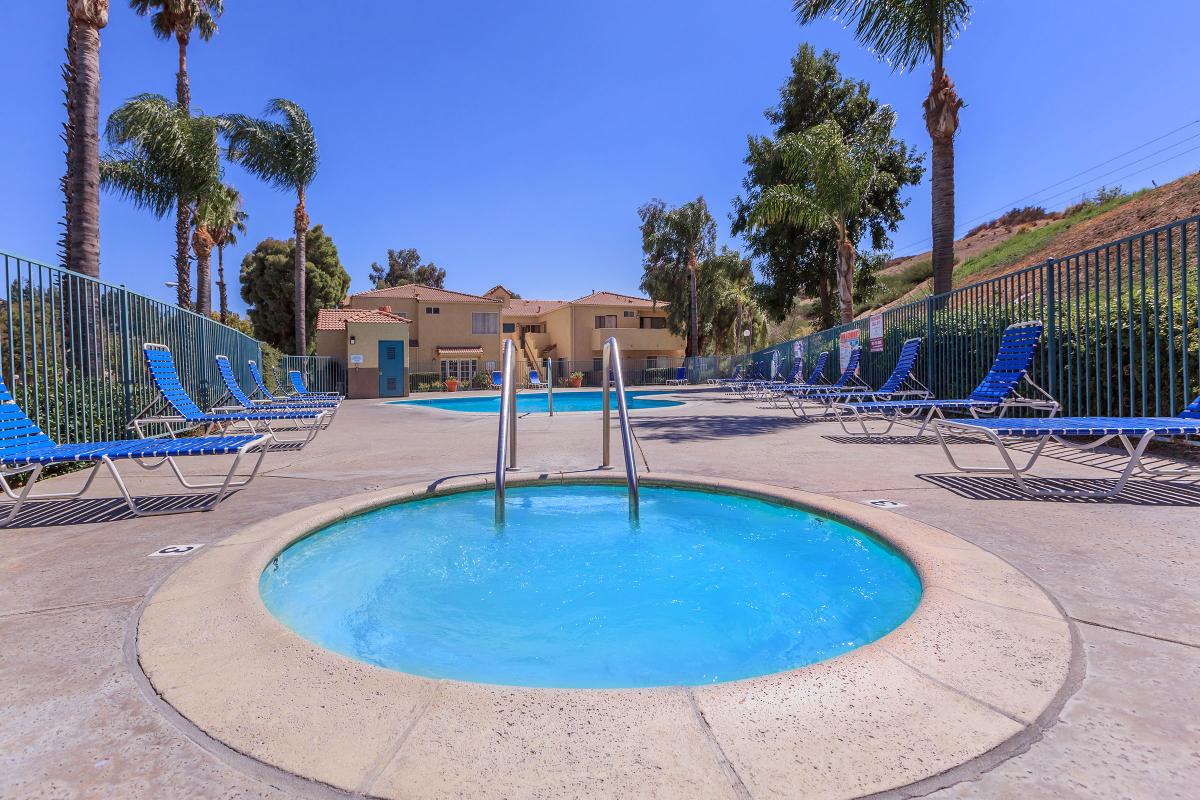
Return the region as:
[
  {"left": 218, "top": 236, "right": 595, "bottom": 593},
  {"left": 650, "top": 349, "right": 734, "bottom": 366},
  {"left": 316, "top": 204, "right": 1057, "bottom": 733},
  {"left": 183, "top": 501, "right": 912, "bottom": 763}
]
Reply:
[
  {"left": 924, "top": 294, "right": 936, "bottom": 394},
  {"left": 118, "top": 286, "right": 134, "bottom": 434},
  {"left": 1043, "top": 258, "right": 1058, "bottom": 400}
]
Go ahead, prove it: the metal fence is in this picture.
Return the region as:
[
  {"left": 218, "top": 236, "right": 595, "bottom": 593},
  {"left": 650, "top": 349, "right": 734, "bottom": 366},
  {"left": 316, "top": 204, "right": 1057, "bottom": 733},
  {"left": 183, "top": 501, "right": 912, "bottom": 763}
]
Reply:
[
  {"left": 1, "top": 249, "right": 263, "bottom": 443},
  {"left": 696, "top": 215, "right": 1200, "bottom": 418},
  {"left": 279, "top": 355, "right": 345, "bottom": 395}
]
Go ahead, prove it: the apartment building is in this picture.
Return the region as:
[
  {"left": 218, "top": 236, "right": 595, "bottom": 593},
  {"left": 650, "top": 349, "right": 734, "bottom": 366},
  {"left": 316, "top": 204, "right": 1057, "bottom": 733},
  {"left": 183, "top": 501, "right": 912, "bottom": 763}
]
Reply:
[{"left": 320, "top": 283, "right": 684, "bottom": 397}]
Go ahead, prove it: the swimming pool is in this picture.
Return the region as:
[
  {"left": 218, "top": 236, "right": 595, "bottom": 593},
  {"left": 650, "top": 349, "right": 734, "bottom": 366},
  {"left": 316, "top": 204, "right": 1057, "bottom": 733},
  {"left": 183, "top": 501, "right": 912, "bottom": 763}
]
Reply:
[
  {"left": 389, "top": 389, "right": 683, "bottom": 413},
  {"left": 260, "top": 483, "right": 921, "bottom": 688}
]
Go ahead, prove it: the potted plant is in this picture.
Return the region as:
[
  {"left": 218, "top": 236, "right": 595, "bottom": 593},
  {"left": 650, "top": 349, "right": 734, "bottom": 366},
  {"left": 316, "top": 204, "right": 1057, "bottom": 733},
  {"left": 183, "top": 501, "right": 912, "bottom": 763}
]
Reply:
[
  {"left": 569, "top": 370, "right": 584, "bottom": 388},
  {"left": 445, "top": 378, "right": 459, "bottom": 392}
]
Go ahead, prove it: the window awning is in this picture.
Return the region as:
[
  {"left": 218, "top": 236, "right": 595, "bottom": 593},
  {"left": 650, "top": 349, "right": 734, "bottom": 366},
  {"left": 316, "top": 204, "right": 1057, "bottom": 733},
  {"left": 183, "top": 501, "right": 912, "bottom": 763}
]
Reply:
[{"left": 437, "top": 346, "right": 485, "bottom": 356}]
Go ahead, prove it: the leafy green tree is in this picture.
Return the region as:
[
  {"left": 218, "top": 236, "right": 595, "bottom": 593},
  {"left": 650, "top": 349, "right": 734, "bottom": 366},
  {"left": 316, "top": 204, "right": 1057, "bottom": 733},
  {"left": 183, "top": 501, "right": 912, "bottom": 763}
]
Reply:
[
  {"left": 638, "top": 197, "right": 716, "bottom": 357},
  {"left": 369, "top": 248, "right": 446, "bottom": 289},
  {"left": 239, "top": 225, "right": 349, "bottom": 354},
  {"left": 194, "top": 183, "right": 246, "bottom": 321},
  {"left": 732, "top": 44, "right": 922, "bottom": 328},
  {"left": 699, "top": 251, "right": 767, "bottom": 355},
  {"left": 747, "top": 115, "right": 898, "bottom": 323},
  {"left": 224, "top": 99, "right": 320, "bottom": 354},
  {"left": 793, "top": 0, "right": 970, "bottom": 296},
  {"left": 100, "top": 93, "right": 222, "bottom": 307}
]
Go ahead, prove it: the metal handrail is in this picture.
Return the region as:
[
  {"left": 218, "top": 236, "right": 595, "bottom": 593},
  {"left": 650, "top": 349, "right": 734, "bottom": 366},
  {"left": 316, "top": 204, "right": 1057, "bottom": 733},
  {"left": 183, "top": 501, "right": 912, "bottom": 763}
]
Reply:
[
  {"left": 495, "top": 339, "right": 518, "bottom": 524},
  {"left": 601, "top": 337, "right": 640, "bottom": 521}
]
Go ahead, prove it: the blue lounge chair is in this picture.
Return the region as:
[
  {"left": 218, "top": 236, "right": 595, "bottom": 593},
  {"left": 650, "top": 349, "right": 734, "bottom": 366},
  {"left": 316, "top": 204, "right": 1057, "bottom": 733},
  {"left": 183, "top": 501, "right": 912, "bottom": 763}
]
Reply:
[
  {"left": 528, "top": 369, "right": 544, "bottom": 389},
  {"left": 0, "top": 374, "right": 268, "bottom": 525},
  {"left": 287, "top": 370, "right": 343, "bottom": 401},
  {"left": 833, "top": 321, "right": 1058, "bottom": 436},
  {"left": 214, "top": 356, "right": 338, "bottom": 428},
  {"left": 713, "top": 364, "right": 745, "bottom": 386},
  {"left": 491, "top": 370, "right": 503, "bottom": 388},
  {"left": 247, "top": 360, "right": 326, "bottom": 406},
  {"left": 933, "top": 395, "right": 1200, "bottom": 498},
  {"left": 764, "top": 352, "right": 832, "bottom": 403},
  {"left": 137, "top": 344, "right": 328, "bottom": 447},
  {"left": 734, "top": 359, "right": 803, "bottom": 397},
  {"left": 665, "top": 366, "right": 688, "bottom": 386},
  {"left": 782, "top": 339, "right": 930, "bottom": 417}
]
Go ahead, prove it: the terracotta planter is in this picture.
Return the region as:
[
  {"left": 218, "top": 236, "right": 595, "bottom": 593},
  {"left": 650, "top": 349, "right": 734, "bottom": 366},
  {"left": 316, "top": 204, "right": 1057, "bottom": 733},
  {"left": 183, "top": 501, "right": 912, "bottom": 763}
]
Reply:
[
  {"left": 445, "top": 379, "right": 459, "bottom": 392},
  {"left": 569, "top": 376, "right": 583, "bottom": 388}
]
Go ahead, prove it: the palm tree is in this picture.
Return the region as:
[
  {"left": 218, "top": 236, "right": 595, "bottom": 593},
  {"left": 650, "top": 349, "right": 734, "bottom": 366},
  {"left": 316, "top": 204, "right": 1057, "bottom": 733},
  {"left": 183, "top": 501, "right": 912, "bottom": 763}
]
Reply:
[
  {"left": 747, "top": 116, "right": 897, "bottom": 323},
  {"left": 100, "top": 94, "right": 222, "bottom": 307},
  {"left": 128, "top": 1, "right": 222, "bottom": 113},
  {"left": 638, "top": 197, "right": 716, "bottom": 358},
  {"left": 196, "top": 184, "right": 246, "bottom": 323},
  {"left": 129, "top": 1, "right": 223, "bottom": 309},
  {"left": 223, "top": 100, "right": 320, "bottom": 354},
  {"left": 65, "top": 1, "right": 109, "bottom": 280},
  {"left": 794, "top": 0, "right": 970, "bottom": 296}
]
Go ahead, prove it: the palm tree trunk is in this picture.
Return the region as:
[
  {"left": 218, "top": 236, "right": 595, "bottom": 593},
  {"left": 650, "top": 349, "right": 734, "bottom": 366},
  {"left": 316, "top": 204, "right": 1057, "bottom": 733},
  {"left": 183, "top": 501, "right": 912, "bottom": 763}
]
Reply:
[
  {"left": 836, "top": 234, "right": 856, "bottom": 324},
  {"left": 924, "top": 65, "right": 964, "bottom": 297},
  {"left": 60, "top": 14, "right": 78, "bottom": 269},
  {"left": 66, "top": 5, "right": 104, "bottom": 281},
  {"left": 687, "top": 250, "right": 700, "bottom": 358},
  {"left": 217, "top": 244, "right": 228, "bottom": 324},
  {"left": 293, "top": 191, "right": 310, "bottom": 354},
  {"left": 175, "top": 201, "right": 191, "bottom": 307},
  {"left": 176, "top": 34, "right": 190, "bottom": 112},
  {"left": 193, "top": 227, "right": 213, "bottom": 317}
]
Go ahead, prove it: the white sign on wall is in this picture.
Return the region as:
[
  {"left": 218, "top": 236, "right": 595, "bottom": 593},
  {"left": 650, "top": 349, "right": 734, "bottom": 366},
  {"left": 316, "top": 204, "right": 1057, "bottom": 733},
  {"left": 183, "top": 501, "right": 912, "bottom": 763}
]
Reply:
[{"left": 350, "top": 354, "right": 364, "bottom": 365}]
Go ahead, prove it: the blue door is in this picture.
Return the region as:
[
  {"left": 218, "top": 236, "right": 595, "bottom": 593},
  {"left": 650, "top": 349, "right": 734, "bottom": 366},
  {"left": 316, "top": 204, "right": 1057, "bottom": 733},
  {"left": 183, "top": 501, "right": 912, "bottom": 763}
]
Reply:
[{"left": 378, "top": 340, "right": 406, "bottom": 397}]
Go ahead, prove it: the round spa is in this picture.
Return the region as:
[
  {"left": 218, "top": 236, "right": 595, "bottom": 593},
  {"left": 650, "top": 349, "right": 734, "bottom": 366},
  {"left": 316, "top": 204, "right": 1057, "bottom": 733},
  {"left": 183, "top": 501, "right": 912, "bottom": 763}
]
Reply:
[{"left": 259, "top": 483, "right": 921, "bottom": 689}]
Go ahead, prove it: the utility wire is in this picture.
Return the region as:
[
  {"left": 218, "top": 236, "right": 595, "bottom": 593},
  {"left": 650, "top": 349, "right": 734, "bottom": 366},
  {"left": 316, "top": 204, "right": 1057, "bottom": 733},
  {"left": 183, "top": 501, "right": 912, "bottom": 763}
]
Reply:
[{"left": 892, "top": 118, "right": 1200, "bottom": 254}]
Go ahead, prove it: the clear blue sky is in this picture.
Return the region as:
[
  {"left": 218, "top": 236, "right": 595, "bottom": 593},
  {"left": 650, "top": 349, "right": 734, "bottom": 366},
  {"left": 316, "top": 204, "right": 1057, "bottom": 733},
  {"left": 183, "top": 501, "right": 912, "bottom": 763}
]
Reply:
[{"left": 2, "top": 1, "right": 1198, "bottom": 314}]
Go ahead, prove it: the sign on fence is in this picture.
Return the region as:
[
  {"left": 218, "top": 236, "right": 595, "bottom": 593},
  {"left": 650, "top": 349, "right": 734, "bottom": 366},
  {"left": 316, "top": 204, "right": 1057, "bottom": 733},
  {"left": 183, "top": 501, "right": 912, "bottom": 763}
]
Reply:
[
  {"left": 838, "top": 329, "right": 861, "bottom": 371},
  {"left": 868, "top": 314, "right": 884, "bottom": 353}
]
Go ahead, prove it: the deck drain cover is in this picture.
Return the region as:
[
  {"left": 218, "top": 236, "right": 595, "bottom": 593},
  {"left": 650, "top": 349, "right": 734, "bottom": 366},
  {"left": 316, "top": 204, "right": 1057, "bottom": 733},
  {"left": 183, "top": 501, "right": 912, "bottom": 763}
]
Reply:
[
  {"left": 149, "top": 544, "right": 204, "bottom": 557},
  {"left": 865, "top": 499, "right": 907, "bottom": 509}
]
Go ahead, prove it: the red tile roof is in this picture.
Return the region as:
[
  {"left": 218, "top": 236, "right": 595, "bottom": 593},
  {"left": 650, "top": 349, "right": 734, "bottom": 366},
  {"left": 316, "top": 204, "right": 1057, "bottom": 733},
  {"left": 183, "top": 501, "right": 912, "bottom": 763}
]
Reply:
[
  {"left": 570, "top": 291, "right": 664, "bottom": 308},
  {"left": 353, "top": 284, "right": 500, "bottom": 303},
  {"left": 316, "top": 308, "right": 412, "bottom": 331},
  {"left": 436, "top": 346, "right": 485, "bottom": 355},
  {"left": 503, "top": 298, "right": 568, "bottom": 316}
]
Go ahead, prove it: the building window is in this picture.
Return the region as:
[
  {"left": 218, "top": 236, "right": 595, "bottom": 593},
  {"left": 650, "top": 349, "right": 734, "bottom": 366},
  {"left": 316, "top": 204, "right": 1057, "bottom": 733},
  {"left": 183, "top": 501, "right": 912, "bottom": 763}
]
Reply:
[
  {"left": 440, "top": 359, "right": 478, "bottom": 381},
  {"left": 594, "top": 315, "right": 617, "bottom": 329},
  {"left": 409, "top": 338, "right": 419, "bottom": 348},
  {"left": 640, "top": 316, "right": 667, "bottom": 329},
  {"left": 502, "top": 322, "right": 516, "bottom": 333},
  {"left": 472, "top": 312, "right": 499, "bottom": 334},
  {"left": 623, "top": 310, "right": 636, "bottom": 318},
  {"left": 425, "top": 306, "right": 440, "bottom": 315},
  {"left": 646, "top": 356, "right": 664, "bottom": 369}
]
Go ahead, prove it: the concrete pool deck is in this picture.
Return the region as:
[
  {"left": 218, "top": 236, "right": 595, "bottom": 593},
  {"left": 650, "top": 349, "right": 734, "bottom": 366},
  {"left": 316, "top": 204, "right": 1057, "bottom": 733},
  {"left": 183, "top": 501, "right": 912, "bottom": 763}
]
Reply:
[{"left": 2, "top": 387, "right": 1198, "bottom": 799}]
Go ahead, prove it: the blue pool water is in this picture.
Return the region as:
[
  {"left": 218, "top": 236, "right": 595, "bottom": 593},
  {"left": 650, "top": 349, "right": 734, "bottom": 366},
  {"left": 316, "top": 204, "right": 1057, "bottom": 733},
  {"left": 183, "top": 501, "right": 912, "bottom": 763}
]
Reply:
[
  {"left": 260, "top": 484, "right": 921, "bottom": 688},
  {"left": 389, "top": 389, "right": 683, "bottom": 413}
]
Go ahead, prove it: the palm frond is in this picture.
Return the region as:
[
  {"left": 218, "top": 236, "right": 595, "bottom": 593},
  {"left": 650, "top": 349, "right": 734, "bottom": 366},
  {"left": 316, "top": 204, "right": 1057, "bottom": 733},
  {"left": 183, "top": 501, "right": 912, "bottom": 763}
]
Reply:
[
  {"left": 793, "top": 0, "right": 972, "bottom": 72},
  {"left": 100, "top": 152, "right": 177, "bottom": 218},
  {"left": 222, "top": 99, "right": 319, "bottom": 193}
]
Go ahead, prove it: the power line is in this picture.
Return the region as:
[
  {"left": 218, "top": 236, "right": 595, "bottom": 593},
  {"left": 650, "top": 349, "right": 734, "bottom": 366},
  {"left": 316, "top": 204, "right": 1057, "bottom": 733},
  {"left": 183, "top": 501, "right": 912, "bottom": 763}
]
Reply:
[{"left": 892, "top": 118, "right": 1200, "bottom": 254}]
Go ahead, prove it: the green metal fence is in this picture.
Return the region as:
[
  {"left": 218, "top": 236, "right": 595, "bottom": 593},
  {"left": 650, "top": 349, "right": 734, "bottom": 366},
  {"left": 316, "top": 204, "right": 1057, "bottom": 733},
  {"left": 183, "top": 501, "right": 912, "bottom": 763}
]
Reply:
[
  {"left": 697, "top": 214, "right": 1200, "bottom": 417},
  {"left": 279, "top": 355, "right": 346, "bottom": 395},
  {"left": 1, "top": 249, "right": 263, "bottom": 443}
]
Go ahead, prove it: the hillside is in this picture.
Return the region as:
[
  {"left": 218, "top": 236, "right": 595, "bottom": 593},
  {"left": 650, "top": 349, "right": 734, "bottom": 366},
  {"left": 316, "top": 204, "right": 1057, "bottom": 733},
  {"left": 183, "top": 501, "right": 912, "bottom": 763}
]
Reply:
[
  {"left": 765, "top": 170, "right": 1200, "bottom": 341},
  {"left": 866, "top": 171, "right": 1200, "bottom": 314}
]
